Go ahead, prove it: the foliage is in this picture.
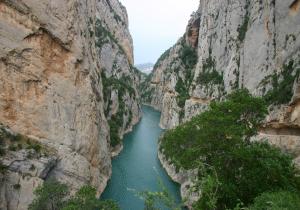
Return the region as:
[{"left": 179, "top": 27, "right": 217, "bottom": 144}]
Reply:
[
  {"left": 0, "top": 127, "right": 45, "bottom": 154},
  {"left": 174, "top": 44, "right": 198, "bottom": 111},
  {"left": 0, "top": 161, "right": 7, "bottom": 174},
  {"left": 109, "top": 118, "right": 122, "bottom": 147},
  {"left": 197, "top": 49, "right": 223, "bottom": 86},
  {"left": 160, "top": 89, "right": 300, "bottom": 209},
  {"left": 63, "top": 186, "right": 119, "bottom": 210},
  {"left": 161, "top": 89, "right": 267, "bottom": 169},
  {"left": 13, "top": 184, "right": 21, "bottom": 190},
  {"left": 95, "top": 19, "right": 126, "bottom": 55},
  {"left": 136, "top": 180, "right": 182, "bottom": 210},
  {"left": 246, "top": 191, "right": 300, "bottom": 210},
  {"left": 264, "top": 60, "right": 300, "bottom": 105},
  {"left": 175, "top": 77, "right": 189, "bottom": 109},
  {"left": 180, "top": 44, "right": 198, "bottom": 70},
  {"left": 101, "top": 71, "right": 136, "bottom": 147},
  {"left": 29, "top": 180, "right": 120, "bottom": 210},
  {"left": 237, "top": 0, "right": 250, "bottom": 42},
  {"left": 29, "top": 180, "right": 69, "bottom": 210}
]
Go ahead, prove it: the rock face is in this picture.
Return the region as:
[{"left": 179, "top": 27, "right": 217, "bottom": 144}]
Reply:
[
  {"left": 0, "top": 0, "right": 140, "bottom": 209},
  {"left": 144, "top": 0, "right": 300, "bottom": 129},
  {"left": 158, "top": 147, "right": 199, "bottom": 208}
]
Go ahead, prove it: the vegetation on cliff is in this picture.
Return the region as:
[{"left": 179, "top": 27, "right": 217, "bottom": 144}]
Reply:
[
  {"left": 159, "top": 89, "right": 300, "bottom": 209},
  {"left": 263, "top": 60, "right": 300, "bottom": 105},
  {"left": 101, "top": 71, "right": 136, "bottom": 147},
  {"left": 29, "top": 180, "right": 119, "bottom": 210}
]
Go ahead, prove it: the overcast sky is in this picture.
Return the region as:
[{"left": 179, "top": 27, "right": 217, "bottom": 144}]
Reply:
[{"left": 119, "top": 0, "right": 199, "bottom": 65}]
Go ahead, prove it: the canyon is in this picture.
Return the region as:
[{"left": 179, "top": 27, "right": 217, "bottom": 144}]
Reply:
[{"left": 0, "top": 0, "right": 300, "bottom": 209}]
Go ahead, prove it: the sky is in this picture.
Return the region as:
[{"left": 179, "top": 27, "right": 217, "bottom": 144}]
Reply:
[{"left": 119, "top": 0, "right": 199, "bottom": 65}]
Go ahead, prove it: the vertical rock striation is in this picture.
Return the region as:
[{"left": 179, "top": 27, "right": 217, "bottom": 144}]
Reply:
[
  {"left": 144, "top": 0, "right": 300, "bottom": 129},
  {"left": 0, "top": 0, "right": 141, "bottom": 209}
]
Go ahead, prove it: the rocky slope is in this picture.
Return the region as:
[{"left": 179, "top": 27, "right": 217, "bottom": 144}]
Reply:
[{"left": 0, "top": 0, "right": 141, "bottom": 209}]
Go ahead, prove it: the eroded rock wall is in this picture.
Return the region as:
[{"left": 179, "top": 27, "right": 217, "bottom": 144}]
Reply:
[{"left": 144, "top": 0, "right": 300, "bottom": 129}]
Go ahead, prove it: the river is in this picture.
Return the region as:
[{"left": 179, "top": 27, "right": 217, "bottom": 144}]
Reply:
[{"left": 101, "top": 105, "right": 181, "bottom": 210}]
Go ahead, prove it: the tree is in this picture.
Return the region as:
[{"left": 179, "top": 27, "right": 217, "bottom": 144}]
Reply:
[
  {"left": 247, "top": 191, "right": 300, "bottom": 210},
  {"left": 29, "top": 180, "right": 68, "bottom": 210},
  {"left": 63, "top": 186, "right": 119, "bottom": 210},
  {"left": 160, "top": 89, "right": 300, "bottom": 209},
  {"left": 29, "top": 181, "right": 120, "bottom": 210},
  {"left": 135, "top": 180, "right": 182, "bottom": 210}
]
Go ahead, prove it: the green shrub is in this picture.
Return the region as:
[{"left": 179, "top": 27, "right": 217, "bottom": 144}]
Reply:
[
  {"left": 109, "top": 119, "right": 121, "bottom": 147},
  {"left": 0, "top": 162, "right": 7, "bottom": 174},
  {"left": 30, "top": 164, "right": 36, "bottom": 171},
  {"left": 160, "top": 89, "right": 300, "bottom": 209},
  {"left": 63, "top": 186, "right": 119, "bottom": 210},
  {"left": 29, "top": 180, "right": 120, "bottom": 210},
  {"left": 13, "top": 184, "right": 21, "bottom": 190},
  {"left": 264, "top": 60, "right": 300, "bottom": 105},
  {"left": 180, "top": 45, "right": 198, "bottom": 69},
  {"left": 197, "top": 49, "right": 223, "bottom": 86},
  {"left": 237, "top": 0, "right": 250, "bottom": 42},
  {"left": 29, "top": 180, "right": 69, "bottom": 210},
  {"left": 175, "top": 77, "right": 189, "bottom": 109},
  {"left": 9, "top": 144, "right": 17, "bottom": 151},
  {"left": 95, "top": 19, "right": 126, "bottom": 55},
  {"left": 247, "top": 191, "right": 300, "bottom": 210},
  {"left": 27, "top": 143, "right": 42, "bottom": 153},
  {"left": 161, "top": 89, "right": 267, "bottom": 170},
  {"left": 135, "top": 179, "right": 182, "bottom": 210}
]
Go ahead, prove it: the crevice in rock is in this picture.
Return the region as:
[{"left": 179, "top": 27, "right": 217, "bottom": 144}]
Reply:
[
  {"left": 260, "top": 126, "right": 300, "bottom": 136},
  {"left": 289, "top": 0, "right": 300, "bottom": 15}
]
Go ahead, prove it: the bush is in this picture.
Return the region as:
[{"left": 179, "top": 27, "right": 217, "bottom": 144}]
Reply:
[
  {"left": 29, "top": 180, "right": 69, "bottom": 210},
  {"left": 27, "top": 143, "right": 42, "bottom": 153},
  {"left": 63, "top": 186, "right": 119, "bottom": 210},
  {"left": 9, "top": 144, "right": 17, "bottom": 151},
  {"left": 237, "top": 0, "right": 250, "bottom": 42},
  {"left": 180, "top": 45, "right": 198, "bottom": 69},
  {"left": 0, "top": 162, "right": 7, "bottom": 174},
  {"left": 0, "top": 147, "right": 5, "bottom": 156},
  {"left": 264, "top": 60, "right": 300, "bottom": 105},
  {"left": 161, "top": 89, "right": 267, "bottom": 170},
  {"left": 197, "top": 48, "right": 223, "bottom": 86},
  {"left": 29, "top": 180, "right": 120, "bottom": 210},
  {"left": 160, "top": 89, "right": 300, "bottom": 209},
  {"left": 175, "top": 77, "right": 189, "bottom": 109},
  {"left": 13, "top": 184, "right": 21, "bottom": 190},
  {"left": 109, "top": 119, "right": 121, "bottom": 147},
  {"left": 247, "top": 191, "right": 300, "bottom": 210},
  {"left": 212, "top": 142, "right": 300, "bottom": 209}
]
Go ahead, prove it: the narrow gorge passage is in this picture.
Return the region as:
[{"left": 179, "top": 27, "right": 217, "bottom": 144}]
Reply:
[{"left": 101, "top": 106, "right": 181, "bottom": 210}]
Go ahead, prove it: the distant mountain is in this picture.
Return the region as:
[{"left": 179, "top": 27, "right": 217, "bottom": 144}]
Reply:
[{"left": 135, "top": 63, "right": 154, "bottom": 74}]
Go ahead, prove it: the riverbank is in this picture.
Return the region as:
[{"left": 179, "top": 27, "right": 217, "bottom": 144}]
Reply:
[{"left": 158, "top": 145, "right": 200, "bottom": 208}]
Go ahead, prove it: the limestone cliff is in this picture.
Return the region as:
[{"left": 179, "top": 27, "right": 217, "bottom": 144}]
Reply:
[
  {"left": 0, "top": 0, "right": 140, "bottom": 209},
  {"left": 144, "top": 0, "right": 300, "bottom": 153}
]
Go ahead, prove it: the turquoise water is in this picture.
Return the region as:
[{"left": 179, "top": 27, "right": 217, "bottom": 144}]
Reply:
[{"left": 101, "top": 106, "right": 181, "bottom": 210}]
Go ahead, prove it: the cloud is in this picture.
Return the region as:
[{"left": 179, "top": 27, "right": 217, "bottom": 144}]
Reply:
[{"left": 119, "top": 0, "right": 199, "bottom": 64}]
